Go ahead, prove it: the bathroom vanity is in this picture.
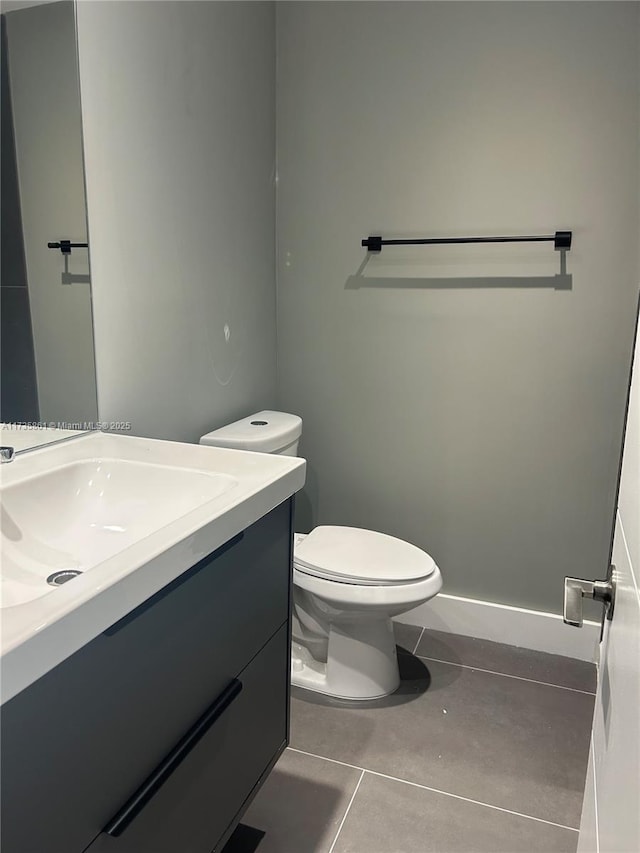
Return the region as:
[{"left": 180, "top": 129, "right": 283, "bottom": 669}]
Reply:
[{"left": 0, "top": 432, "right": 305, "bottom": 853}]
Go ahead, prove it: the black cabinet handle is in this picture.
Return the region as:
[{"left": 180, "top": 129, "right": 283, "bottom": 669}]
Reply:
[
  {"left": 104, "top": 533, "right": 244, "bottom": 636},
  {"left": 103, "top": 678, "right": 243, "bottom": 837}
]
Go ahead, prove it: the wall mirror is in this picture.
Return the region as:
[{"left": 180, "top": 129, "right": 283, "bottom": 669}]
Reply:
[{"left": 1, "top": 0, "right": 98, "bottom": 451}]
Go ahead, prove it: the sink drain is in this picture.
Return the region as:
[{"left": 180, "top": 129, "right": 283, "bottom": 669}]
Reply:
[{"left": 46, "top": 570, "right": 83, "bottom": 586}]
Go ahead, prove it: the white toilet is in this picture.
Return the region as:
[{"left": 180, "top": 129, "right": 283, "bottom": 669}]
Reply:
[{"left": 200, "top": 411, "right": 442, "bottom": 700}]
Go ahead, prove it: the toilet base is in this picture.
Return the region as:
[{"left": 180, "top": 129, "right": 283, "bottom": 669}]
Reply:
[{"left": 291, "top": 616, "right": 400, "bottom": 701}]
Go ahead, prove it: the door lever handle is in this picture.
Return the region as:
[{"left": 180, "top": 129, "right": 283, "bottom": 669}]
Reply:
[{"left": 563, "top": 565, "right": 616, "bottom": 627}]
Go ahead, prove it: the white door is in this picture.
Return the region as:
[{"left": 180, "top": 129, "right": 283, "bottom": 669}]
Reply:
[{"left": 577, "top": 317, "right": 640, "bottom": 852}]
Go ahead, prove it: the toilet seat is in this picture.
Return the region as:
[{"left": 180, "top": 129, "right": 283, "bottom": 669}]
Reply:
[{"left": 293, "top": 526, "right": 436, "bottom": 586}]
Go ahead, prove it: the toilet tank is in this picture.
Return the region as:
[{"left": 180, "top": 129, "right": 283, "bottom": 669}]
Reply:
[{"left": 200, "top": 411, "right": 302, "bottom": 456}]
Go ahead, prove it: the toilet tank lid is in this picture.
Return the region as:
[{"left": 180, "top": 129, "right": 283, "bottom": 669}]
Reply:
[
  {"left": 200, "top": 410, "right": 302, "bottom": 452},
  {"left": 294, "top": 526, "right": 437, "bottom": 584}
]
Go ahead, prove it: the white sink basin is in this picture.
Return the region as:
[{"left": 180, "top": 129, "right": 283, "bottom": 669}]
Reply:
[
  {"left": 2, "top": 458, "right": 237, "bottom": 607},
  {"left": 0, "top": 431, "right": 306, "bottom": 703}
]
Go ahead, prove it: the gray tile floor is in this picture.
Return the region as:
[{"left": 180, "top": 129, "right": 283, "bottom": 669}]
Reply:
[{"left": 236, "top": 625, "right": 596, "bottom": 853}]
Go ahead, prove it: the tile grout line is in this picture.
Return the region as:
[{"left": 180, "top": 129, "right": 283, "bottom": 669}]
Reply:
[
  {"left": 287, "top": 747, "right": 579, "bottom": 833},
  {"left": 362, "top": 767, "right": 580, "bottom": 833},
  {"left": 327, "top": 768, "right": 365, "bottom": 853},
  {"left": 411, "top": 626, "right": 425, "bottom": 655},
  {"left": 412, "top": 654, "right": 596, "bottom": 695}
]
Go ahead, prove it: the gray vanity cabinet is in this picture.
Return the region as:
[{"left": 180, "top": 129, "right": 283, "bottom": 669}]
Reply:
[{"left": 0, "top": 499, "right": 293, "bottom": 853}]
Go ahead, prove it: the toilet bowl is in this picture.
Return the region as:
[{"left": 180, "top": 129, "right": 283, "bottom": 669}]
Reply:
[
  {"left": 291, "top": 527, "right": 442, "bottom": 699},
  {"left": 201, "top": 411, "right": 442, "bottom": 700}
]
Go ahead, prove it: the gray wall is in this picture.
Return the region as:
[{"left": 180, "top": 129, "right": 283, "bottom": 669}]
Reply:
[
  {"left": 276, "top": 1, "right": 640, "bottom": 613},
  {"left": 76, "top": 1, "right": 277, "bottom": 442}
]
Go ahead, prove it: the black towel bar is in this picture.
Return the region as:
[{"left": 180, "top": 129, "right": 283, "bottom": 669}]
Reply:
[
  {"left": 361, "top": 231, "right": 572, "bottom": 253},
  {"left": 47, "top": 240, "right": 88, "bottom": 255}
]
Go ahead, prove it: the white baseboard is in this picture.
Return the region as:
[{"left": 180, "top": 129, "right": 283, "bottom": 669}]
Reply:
[{"left": 396, "top": 593, "right": 600, "bottom": 662}]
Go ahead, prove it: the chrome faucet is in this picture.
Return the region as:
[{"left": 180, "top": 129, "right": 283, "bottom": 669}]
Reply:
[{"left": 0, "top": 446, "right": 15, "bottom": 463}]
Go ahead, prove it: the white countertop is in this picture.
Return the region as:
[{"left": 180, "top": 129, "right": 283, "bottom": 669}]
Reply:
[{"left": 0, "top": 432, "right": 306, "bottom": 704}]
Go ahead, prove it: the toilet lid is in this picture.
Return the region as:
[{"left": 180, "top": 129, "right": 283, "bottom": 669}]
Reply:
[{"left": 293, "top": 526, "right": 436, "bottom": 586}]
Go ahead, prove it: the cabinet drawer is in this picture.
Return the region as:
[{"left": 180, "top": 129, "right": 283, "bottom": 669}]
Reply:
[
  {"left": 1, "top": 500, "right": 292, "bottom": 853},
  {"left": 85, "top": 623, "right": 289, "bottom": 853}
]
